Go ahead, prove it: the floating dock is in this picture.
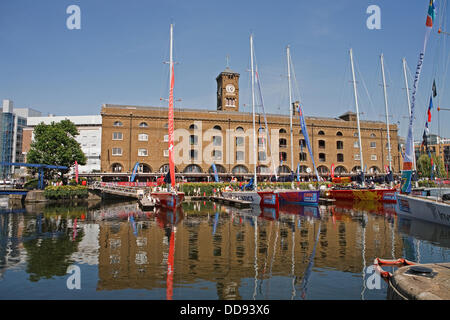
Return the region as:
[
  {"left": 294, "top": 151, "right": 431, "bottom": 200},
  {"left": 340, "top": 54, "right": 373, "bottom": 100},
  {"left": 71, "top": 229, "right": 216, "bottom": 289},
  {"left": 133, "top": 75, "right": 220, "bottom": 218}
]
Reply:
[
  {"left": 209, "top": 196, "right": 252, "bottom": 208},
  {"left": 388, "top": 263, "right": 450, "bottom": 300}
]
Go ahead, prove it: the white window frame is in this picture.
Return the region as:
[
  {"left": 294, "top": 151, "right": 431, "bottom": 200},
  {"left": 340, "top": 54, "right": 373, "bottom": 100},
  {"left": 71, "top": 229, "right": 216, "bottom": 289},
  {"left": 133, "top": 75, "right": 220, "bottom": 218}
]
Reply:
[
  {"left": 163, "top": 150, "right": 169, "bottom": 157},
  {"left": 138, "top": 133, "right": 148, "bottom": 141},
  {"left": 138, "top": 149, "right": 148, "bottom": 157},
  {"left": 112, "top": 148, "right": 122, "bottom": 156},
  {"left": 113, "top": 132, "right": 123, "bottom": 140},
  {"left": 371, "top": 154, "right": 377, "bottom": 161}
]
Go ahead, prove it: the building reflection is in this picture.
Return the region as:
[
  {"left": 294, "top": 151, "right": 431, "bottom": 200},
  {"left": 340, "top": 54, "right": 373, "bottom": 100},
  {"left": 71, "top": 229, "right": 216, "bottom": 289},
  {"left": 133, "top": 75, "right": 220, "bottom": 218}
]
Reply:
[{"left": 95, "top": 200, "right": 406, "bottom": 299}]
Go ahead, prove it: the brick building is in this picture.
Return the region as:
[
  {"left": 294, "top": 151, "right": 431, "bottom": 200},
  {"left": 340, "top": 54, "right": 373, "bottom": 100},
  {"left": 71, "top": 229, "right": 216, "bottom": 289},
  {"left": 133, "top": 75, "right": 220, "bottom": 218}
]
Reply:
[{"left": 100, "top": 68, "right": 401, "bottom": 178}]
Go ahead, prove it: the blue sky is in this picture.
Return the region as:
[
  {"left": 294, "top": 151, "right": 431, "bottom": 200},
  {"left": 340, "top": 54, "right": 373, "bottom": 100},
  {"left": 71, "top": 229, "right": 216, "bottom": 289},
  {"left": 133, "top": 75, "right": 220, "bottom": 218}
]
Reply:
[{"left": 1, "top": 0, "right": 449, "bottom": 140}]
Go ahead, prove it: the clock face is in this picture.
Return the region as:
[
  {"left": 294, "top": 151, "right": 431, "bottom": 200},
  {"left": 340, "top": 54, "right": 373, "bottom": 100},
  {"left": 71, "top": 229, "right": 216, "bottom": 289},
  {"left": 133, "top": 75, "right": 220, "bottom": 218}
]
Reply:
[{"left": 226, "top": 84, "right": 235, "bottom": 93}]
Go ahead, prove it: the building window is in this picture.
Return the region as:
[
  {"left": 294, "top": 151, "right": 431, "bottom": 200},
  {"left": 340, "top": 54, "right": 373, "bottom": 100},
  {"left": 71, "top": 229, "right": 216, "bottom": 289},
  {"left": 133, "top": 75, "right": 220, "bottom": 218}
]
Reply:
[
  {"left": 164, "top": 123, "right": 168, "bottom": 129},
  {"left": 213, "top": 125, "right": 222, "bottom": 131},
  {"left": 279, "top": 138, "right": 287, "bottom": 148},
  {"left": 212, "top": 150, "right": 222, "bottom": 160},
  {"left": 337, "top": 153, "right": 344, "bottom": 162},
  {"left": 213, "top": 136, "right": 222, "bottom": 146},
  {"left": 138, "top": 133, "right": 148, "bottom": 141},
  {"left": 163, "top": 150, "right": 169, "bottom": 157},
  {"left": 138, "top": 149, "right": 148, "bottom": 157},
  {"left": 259, "top": 127, "right": 266, "bottom": 134},
  {"left": 111, "top": 163, "right": 122, "bottom": 172},
  {"left": 113, "top": 121, "right": 123, "bottom": 127},
  {"left": 164, "top": 135, "right": 169, "bottom": 142},
  {"left": 225, "top": 98, "right": 236, "bottom": 107},
  {"left": 189, "top": 124, "right": 198, "bottom": 130},
  {"left": 370, "top": 133, "right": 376, "bottom": 138},
  {"left": 190, "top": 135, "right": 198, "bottom": 145},
  {"left": 299, "top": 152, "right": 307, "bottom": 162},
  {"left": 354, "top": 132, "right": 359, "bottom": 137},
  {"left": 236, "top": 126, "right": 244, "bottom": 132},
  {"left": 112, "top": 148, "right": 122, "bottom": 156},
  {"left": 139, "top": 122, "right": 149, "bottom": 128},
  {"left": 370, "top": 142, "right": 376, "bottom": 148},
  {"left": 299, "top": 139, "right": 306, "bottom": 148},
  {"left": 258, "top": 151, "right": 267, "bottom": 161},
  {"left": 236, "top": 151, "right": 244, "bottom": 161},
  {"left": 279, "top": 152, "right": 287, "bottom": 162},
  {"left": 319, "top": 153, "right": 326, "bottom": 162},
  {"left": 236, "top": 136, "right": 244, "bottom": 146},
  {"left": 189, "top": 150, "right": 198, "bottom": 160},
  {"left": 354, "top": 141, "right": 359, "bottom": 148},
  {"left": 258, "top": 137, "right": 265, "bottom": 147},
  {"left": 336, "top": 131, "right": 343, "bottom": 136},
  {"left": 279, "top": 128, "right": 287, "bottom": 134},
  {"left": 318, "top": 140, "right": 325, "bottom": 149},
  {"left": 318, "top": 130, "right": 325, "bottom": 135},
  {"left": 336, "top": 141, "right": 343, "bottom": 149},
  {"left": 355, "top": 154, "right": 360, "bottom": 160},
  {"left": 113, "top": 132, "right": 123, "bottom": 140},
  {"left": 371, "top": 154, "right": 377, "bottom": 161}
]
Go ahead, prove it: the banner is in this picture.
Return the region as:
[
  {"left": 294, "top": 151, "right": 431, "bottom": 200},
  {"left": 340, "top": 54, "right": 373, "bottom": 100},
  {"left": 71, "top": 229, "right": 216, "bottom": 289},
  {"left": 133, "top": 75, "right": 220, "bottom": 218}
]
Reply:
[
  {"left": 75, "top": 161, "right": 79, "bottom": 184},
  {"left": 401, "top": 0, "right": 435, "bottom": 194},
  {"left": 297, "top": 105, "right": 320, "bottom": 181},
  {"left": 331, "top": 163, "right": 335, "bottom": 179},
  {"left": 212, "top": 163, "right": 219, "bottom": 182}
]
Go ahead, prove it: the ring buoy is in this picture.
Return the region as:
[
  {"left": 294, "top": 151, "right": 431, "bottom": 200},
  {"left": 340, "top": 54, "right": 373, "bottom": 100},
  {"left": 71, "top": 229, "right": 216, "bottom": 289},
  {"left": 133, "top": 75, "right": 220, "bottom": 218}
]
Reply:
[{"left": 373, "top": 258, "right": 415, "bottom": 279}]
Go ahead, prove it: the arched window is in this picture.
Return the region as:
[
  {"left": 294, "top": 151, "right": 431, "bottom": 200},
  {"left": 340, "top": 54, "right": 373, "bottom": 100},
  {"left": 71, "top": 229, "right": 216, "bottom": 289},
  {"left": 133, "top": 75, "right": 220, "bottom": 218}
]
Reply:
[
  {"left": 159, "top": 164, "right": 179, "bottom": 173},
  {"left": 189, "top": 124, "right": 198, "bottom": 130},
  {"left": 298, "top": 165, "right": 309, "bottom": 173},
  {"left": 257, "top": 165, "right": 270, "bottom": 173},
  {"left": 213, "top": 125, "right": 222, "bottom": 131},
  {"left": 370, "top": 133, "right": 376, "bottom": 138},
  {"left": 209, "top": 164, "right": 226, "bottom": 173},
  {"left": 370, "top": 166, "right": 381, "bottom": 174},
  {"left": 334, "top": 166, "right": 347, "bottom": 174},
  {"left": 111, "top": 163, "right": 123, "bottom": 172},
  {"left": 318, "top": 140, "right": 326, "bottom": 149},
  {"left": 139, "top": 122, "right": 148, "bottom": 128},
  {"left": 113, "top": 121, "right": 123, "bottom": 127},
  {"left": 336, "top": 131, "right": 343, "bottom": 136},
  {"left": 236, "top": 126, "right": 244, "bottom": 132},
  {"left": 278, "top": 165, "right": 291, "bottom": 173},
  {"left": 184, "top": 164, "right": 202, "bottom": 173},
  {"left": 232, "top": 165, "right": 248, "bottom": 174},
  {"left": 279, "top": 128, "right": 287, "bottom": 134},
  {"left": 337, "top": 153, "right": 344, "bottom": 162},
  {"left": 352, "top": 166, "right": 361, "bottom": 173},
  {"left": 279, "top": 138, "right": 287, "bottom": 148},
  {"left": 299, "top": 129, "right": 303, "bottom": 135},
  {"left": 138, "top": 163, "right": 152, "bottom": 173},
  {"left": 318, "top": 130, "right": 325, "bottom": 135},
  {"left": 317, "top": 166, "right": 329, "bottom": 174},
  {"left": 319, "top": 153, "right": 326, "bottom": 162}
]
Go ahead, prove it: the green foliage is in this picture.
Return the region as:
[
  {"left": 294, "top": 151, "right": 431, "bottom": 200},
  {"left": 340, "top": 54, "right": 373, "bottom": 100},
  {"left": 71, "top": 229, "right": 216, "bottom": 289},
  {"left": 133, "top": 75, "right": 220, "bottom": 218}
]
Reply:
[
  {"left": 24, "top": 178, "right": 39, "bottom": 190},
  {"left": 177, "top": 181, "right": 328, "bottom": 196},
  {"left": 44, "top": 185, "right": 88, "bottom": 200},
  {"left": 27, "top": 119, "right": 86, "bottom": 179},
  {"left": 417, "top": 154, "right": 445, "bottom": 178}
]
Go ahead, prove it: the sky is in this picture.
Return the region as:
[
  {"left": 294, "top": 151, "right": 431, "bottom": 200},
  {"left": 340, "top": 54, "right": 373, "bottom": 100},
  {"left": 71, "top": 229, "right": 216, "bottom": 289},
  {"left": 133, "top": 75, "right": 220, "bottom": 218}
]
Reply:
[{"left": 1, "top": 0, "right": 450, "bottom": 141}]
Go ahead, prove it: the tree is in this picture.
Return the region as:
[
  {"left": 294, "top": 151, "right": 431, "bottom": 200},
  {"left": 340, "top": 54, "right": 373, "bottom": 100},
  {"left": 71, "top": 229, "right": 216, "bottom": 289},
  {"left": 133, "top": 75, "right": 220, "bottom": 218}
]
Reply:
[
  {"left": 417, "top": 153, "right": 445, "bottom": 178},
  {"left": 27, "top": 120, "right": 86, "bottom": 180}
]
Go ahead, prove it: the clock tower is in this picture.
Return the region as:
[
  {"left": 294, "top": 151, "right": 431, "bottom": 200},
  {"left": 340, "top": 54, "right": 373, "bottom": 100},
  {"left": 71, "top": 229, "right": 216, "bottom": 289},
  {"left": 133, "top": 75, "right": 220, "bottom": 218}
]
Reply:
[{"left": 216, "top": 67, "right": 240, "bottom": 112}]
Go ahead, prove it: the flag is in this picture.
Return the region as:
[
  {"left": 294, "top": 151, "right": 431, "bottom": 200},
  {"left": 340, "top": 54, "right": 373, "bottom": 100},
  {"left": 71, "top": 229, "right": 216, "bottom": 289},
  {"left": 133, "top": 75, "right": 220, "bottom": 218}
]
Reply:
[
  {"left": 427, "top": 95, "right": 433, "bottom": 122},
  {"left": 426, "top": 0, "right": 436, "bottom": 27},
  {"left": 75, "top": 161, "right": 79, "bottom": 184},
  {"left": 432, "top": 79, "right": 437, "bottom": 97}
]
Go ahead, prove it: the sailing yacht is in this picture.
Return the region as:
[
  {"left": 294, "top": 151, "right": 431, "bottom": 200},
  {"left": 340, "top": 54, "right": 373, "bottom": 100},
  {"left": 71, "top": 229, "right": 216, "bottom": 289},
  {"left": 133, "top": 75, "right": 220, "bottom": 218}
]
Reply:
[
  {"left": 151, "top": 24, "right": 185, "bottom": 208},
  {"left": 328, "top": 49, "right": 397, "bottom": 203}
]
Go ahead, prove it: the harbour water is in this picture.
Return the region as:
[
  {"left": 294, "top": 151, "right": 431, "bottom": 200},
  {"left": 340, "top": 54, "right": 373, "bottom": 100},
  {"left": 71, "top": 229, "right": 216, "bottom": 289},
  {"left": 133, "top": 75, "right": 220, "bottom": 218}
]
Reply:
[{"left": 0, "top": 196, "right": 449, "bottom": 300}]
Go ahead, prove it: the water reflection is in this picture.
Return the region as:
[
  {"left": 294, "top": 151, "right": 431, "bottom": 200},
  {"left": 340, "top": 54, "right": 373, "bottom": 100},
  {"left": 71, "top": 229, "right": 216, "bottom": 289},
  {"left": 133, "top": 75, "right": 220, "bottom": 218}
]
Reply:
[{"left": 0, "top": 198, "right": 449, "bottom": 300}]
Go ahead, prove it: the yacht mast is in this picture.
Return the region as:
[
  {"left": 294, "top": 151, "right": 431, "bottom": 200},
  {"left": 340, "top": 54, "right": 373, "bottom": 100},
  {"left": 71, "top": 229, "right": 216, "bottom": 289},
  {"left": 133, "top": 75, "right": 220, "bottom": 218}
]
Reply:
[
  {"left": 380, "top": 53, "right": 392, "bottom": 171},
  {"left": 350, "top": 48, "right": 365, "bottom": 185},
  {"left": 287, "top": 46, "right": 294, "bottom": 172},
  {"left": 250, "top": 34, "right": 258, "bottom": 188}
]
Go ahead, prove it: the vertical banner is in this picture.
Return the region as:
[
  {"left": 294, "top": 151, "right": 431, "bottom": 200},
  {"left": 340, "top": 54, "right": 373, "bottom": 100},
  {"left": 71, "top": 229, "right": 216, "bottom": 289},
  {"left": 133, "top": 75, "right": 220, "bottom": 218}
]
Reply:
[
  {"left": 297, "top": 105, "right": 320, "bottom": 181},
  {"left": 331, "top": 163, "right": 335, "bottom": 179},
  {"left": 212, "top": 163, "right": 219, "bottom": 182},
  {"left": 401, "top": 0, "right": 435, "bottom": 194},
  {"left": 75, "top": 161, "right": 79, "bottom": 184}
]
